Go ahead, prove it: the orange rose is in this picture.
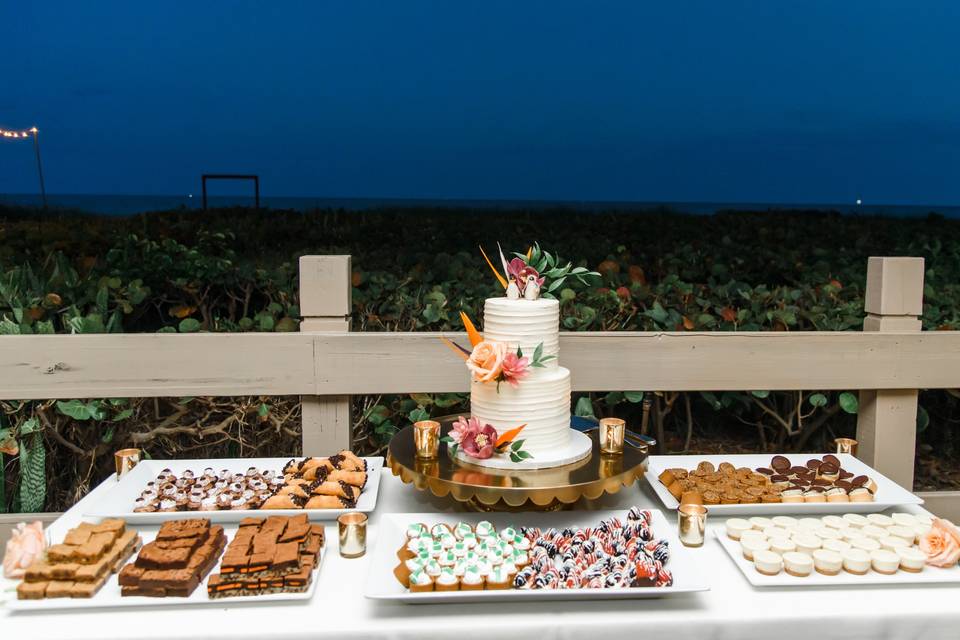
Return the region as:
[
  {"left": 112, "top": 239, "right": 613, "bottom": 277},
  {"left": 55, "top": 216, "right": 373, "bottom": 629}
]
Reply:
[
  {"left": 920, "top": 518, "right": 960, "bottom": 568},
  {"left": 466, "top": 340, "right": 507, "bottom": 383}
]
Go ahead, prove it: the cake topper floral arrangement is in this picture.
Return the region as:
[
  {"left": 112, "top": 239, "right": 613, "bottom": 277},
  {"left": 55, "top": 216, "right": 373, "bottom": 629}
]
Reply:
[
  {"left": 442, "top": 415, "right": 532, "bottom": 462},
  {"left": 480, "top": 242, "right": 599, "bottom": 300}
]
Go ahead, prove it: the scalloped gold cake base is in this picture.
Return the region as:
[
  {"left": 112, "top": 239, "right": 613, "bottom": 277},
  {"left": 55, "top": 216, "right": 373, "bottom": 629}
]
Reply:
[{"left": 387, "top": 418, "right": 649, "bottom": 512}]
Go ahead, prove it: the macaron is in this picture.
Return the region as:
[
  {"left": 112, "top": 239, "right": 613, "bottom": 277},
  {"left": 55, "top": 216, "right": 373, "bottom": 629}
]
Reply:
[
  {"left": 726, "top": 518, "right": 753, "bottom": 540},
  {"left": 753, "top": 549, "right": 783, "bottom": 576},
  {"left": 896, "top": 547, "right": 927, "bottom": 573},
  {"left": 867, "top": 513, "right": 894, "bottom": 528},
  {"left": 792, "top": 533, "right": 822, "bottom": 555},
  {"left": 842, "top": 548, "right": 872, "bottom": 575},
  {"left": 741, "top": 537, "right": 770, "bottom": 561},
  {"left": 870, "top": 549, "right": 900, "bottom": 575},
  {"left": 813, "top": 549, "right": 843, "bottom": 576},
  {"left": 842, "top": 513, "right": 869, "bottom": 528},
  {"left": 782, "top": 551, "right": 814, "bottom": 577}
]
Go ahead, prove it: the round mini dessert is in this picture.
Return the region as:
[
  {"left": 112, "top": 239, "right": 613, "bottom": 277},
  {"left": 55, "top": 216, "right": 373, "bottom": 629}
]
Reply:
[
  {"left": 408, "top": 569, "right": 435, "bottom": 592},
  {"left": 896, "top": 547, "right": 927, "bottom": 573},
  {"left": 842, "top": 513, "right": 869, "bottom": 528},
  {"left": 849, "top": 487, "right": 874, "bottom": 502},
  {"left": 840, "top": 529, "right": 867, "bottom": 543},
  {"left": 803, "top": 489, "right": 827, "bottom": 503},
  {"left": 812, "top": 549, "right": 843, "bottom": 576},
  {"left": 749, "top": 517, "right": 775, "bottom": 530},
  {"left": 851, "top": 537, "right": 881, "bottom": 552},
  {"left": 726, "top": 518, "right": 753, "bottom": 540},
  {"left": 816, "top": 527, "right": 843, "bottom": 541},
  {"left": 753, "top": 549, "right": 783, "bottom": 576},
  {"left": 879, "top": 536, "right": 910, "bottom": 553},
  {"left": 453, "top": 522, "right": 473, "bottom": 540},
  {"left": 822, "top": 538, "right": 852, "bottom": 553},
  {"left": 780, "top": 489, "right": 804, "bottom": 503},
  {"left": 860, "top": 525, "right": 888, "bottom": 540},
  {"left": 912, "top": 523, "right": 932, "bottom": 540},
  {"left": 434, "top": 567, "right": 459, "bottom": 592},
  {"left": 914, "top": 513, "right": 934, "bottom": 526},
  {"left": 870, "top": 549, "right": 900, "bottom": 575},
  {"left": 782, "top": 551, "right": 814, "bottom": 577},
  {"left": 772, "top": 516, "right": 799, "bottom": 530},
  {"left": 886, "top": 525, "right": 916, "bottom": 544},
  {"left": 825, "top": 488, "right": 850, "bottom": 503},
  {"left": 791, "top": 532, "right": 822, "bottom": 556},
  {"left": 891, "top": 512, "right": 918, "bottom": 527},
  {"left": 866, "top": 513, "right": 894, "bottom": 528},
  {"left": 821, "top": 515, "right": 849, "bottom": 530},
  {"left": 769, "top": 538, "right": 797, "bottom": 555},
  {"left": 797, "top": 518, "right": 824, "bottom": 531},
  {"left": 842, "top": 548, "right": 872, "bottom": 575},
  {"left": 762, "top": 526, "right": 791, "bottom": 540},
  {"left": 460, "top": 564, "right": 484, "bottom": 591},
  {"left": 741, "top": 537, "right": 771, "bottom": 561}
]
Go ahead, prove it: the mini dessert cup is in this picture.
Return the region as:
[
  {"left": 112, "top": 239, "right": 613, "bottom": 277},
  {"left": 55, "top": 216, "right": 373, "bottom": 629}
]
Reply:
[
  {"left": 408, "top": 570, "right": 435, "bottom": 592},
  {"left": 413, "top": 420, "right": 441, "bottom": 459},
  {"left": 678, "top": 504, "right": 708, "bottom": 548},
  {"left": 834, "top": 437, "right": 858, "bottom": 455},
  {"left": 338, "top": 512, "right": 368, "bottom": 559},
  {"left": 114, "top": 448, "right": 141, "bottom": 480},
  {"left": 598, "top": 417, "right": 626, "bottom": 455}
]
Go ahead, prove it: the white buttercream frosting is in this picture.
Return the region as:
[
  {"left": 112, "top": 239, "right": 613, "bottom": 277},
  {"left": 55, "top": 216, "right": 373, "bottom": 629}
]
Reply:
[{"left": 481, "top": 298, "right": 560, "bottom": 369}]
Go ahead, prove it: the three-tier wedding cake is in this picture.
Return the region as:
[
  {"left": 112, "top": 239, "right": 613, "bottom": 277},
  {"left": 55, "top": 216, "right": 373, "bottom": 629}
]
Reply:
[{"left": 441, "top": 245, "right": 596, "bottom": 470}]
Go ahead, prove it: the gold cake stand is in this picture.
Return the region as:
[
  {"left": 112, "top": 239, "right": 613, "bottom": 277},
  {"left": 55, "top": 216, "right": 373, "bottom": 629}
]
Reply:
[{"left": 387, "top": 418, "right": 651, "bottom": 512}]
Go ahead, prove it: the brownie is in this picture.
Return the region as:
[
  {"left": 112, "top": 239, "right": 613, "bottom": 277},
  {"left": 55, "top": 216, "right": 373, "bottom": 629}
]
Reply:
[
  {"left": 16, "top": 581, "right": 47, "bottom": 599},
  {"left": 69, "top": 581, "right": 100, "bottom": 598},
  {"left": 118, "top": 563, "right": 145, "bottom": 586},
  {"left": 63, "top": 527, "right": 93, "bottom": 546},
  {"left": 279, "top": 520, "right": 311, "bottom": 544},
  {"left": 45, "top": 580, "right": 75, "bottom": 598},
  {"left": 136, "top": 544, "right": 192, "bottom": 569},
  {"left": 272, "top": 541, "right": 300, "bottom": 573}
]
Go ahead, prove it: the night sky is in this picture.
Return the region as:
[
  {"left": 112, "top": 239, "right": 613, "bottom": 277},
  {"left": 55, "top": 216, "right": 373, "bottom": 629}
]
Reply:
[{"left": 2, "top": 2, "right": 958, "bottom": 205}]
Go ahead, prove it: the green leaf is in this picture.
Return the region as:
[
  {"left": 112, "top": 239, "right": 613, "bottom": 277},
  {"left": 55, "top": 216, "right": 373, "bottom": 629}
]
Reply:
[
  {"left": 178, "top": 318, "right": 201, "bottom": 333},
  {"left": 751, "top": 390, "right": 770, "bottom": 399},
  {"left": 408, "top": 407, "right": 430, "bottom": 424},
  {"left": 19, "top": 417, "right": 41, "bottom": 436},
  {"left": 257, "top": 403, "right": 271, "bottom": 417},
  {"left": 604, "top": 391, "right": 624, "bottom": 406},
  {"left": 112, "top": 408, "right": 134, "bottom": 422},
  {"left": 57, "top": 400, "right": 92, "bottom": 420},
  {"left": 410, "top": 393, "right": 434, "bottom": 407},
  {"left": 367, "top": 404, "right": 390, "bottom": 426},
  {"left": 839, "top": 392, "right": 859, "bottom": 414},
  {"left": 808, "top": 393, "right": 828, "bottom": 408},
  {"left": 101, "top": 425, "right": 115, "bottom": 444},
  {"left": 574, "top": 396, "right": 596, "bottom": 418},
  {"left": 18, "top": 432, "right": 45, "bottom": 512},
  {"left": 699, "top": 391, "right": 721, "bottom": 410},
  {"left": 511, "top": 439, "right": 525, "bottom": 451},
  {"left": 517, "top": 450, "right": 533, "bottom": 459},
  {"left": 646, "top": 302, "right": 669, "bottom": 324},
  {"left": 623, "top": 391, "right": 644, "bottom": 403},
  {"left": 533, "top": 342, "right": 544, "bottom": 363}
]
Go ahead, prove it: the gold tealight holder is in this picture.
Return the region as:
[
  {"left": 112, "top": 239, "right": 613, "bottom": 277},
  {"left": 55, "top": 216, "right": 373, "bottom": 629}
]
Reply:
[
  {"left": 834, "top": 438, "right": 858, "bottom": 455},
  {"left": 338, "top": 512, "right": 368, "bottom": 558},
  {"left": 413, "top": 420, "right": 441, "bottom": 459},
  {"left": 678, "top": 504, "right": 708, "bottom": 548},
  {"left": 114, "top": 448, "right": 141, "bottom": 480},
  {"left": 598, "top": 418, "right": 626, "bottom": 455}
]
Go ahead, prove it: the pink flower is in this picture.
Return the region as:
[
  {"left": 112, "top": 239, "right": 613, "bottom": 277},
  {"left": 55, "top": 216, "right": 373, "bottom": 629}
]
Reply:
[
  {"left": 462, "top": 422, "right": 498, "bottom": 459},
  {"left": 449, "top": 415, "right": 481, "bottom": 445},
  {"left": 3, "top": 521, "right": 45, "bottom": 579},
  {"left": 466, "top": 340, "right": 508, "bottom": 383},
  {"left": 500, "top": 351, "right": 530, "bottom": 387},
  {"left": 507, "top": 258, "right": 527, "bottom": 280},
  {"left": 921, "top": 518, "right": 960, "bottom": 567}
]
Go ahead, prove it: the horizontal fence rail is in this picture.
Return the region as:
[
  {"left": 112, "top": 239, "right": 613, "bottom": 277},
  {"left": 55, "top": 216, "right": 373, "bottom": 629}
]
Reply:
[{"left": 3, "top": 331, "right": 960, "bottom": 399}]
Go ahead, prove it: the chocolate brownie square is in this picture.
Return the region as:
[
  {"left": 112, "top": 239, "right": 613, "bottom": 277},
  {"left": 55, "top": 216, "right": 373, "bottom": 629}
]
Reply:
[{"left": 118, "top": 563, "right": 145, "bottom": 586}]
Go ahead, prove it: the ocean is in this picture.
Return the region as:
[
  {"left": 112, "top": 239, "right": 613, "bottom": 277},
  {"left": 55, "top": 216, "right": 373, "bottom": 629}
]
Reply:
[{"left": 1, "top": 193, "right": 958, "bottom": 218}]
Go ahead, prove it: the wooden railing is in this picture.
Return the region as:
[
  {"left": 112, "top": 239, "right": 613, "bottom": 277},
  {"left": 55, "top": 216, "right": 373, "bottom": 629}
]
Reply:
[{"left": 2, "top": 255, "right": 960, "bottom": 523}]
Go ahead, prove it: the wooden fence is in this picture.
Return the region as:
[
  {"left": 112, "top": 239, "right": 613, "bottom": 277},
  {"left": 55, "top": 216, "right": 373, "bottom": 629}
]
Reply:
[{"left": 2, "top": 254, "right": 959, "bottom": 534}]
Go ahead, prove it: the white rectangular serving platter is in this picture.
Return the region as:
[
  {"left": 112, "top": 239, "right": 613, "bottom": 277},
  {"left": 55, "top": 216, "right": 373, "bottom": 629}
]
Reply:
[
  {"left": 6, "top": 523, "right": 325, "bottom": 611},
  {"left": 84, "top": 457, "right": 383, "bottom": 525},
  {"left": 645, "top": 453, "right": 923, "bottom": 515},
  {"left": 713, "top": 526, "right": 960, "bottom": 587},
  {"left": 364, "top": 509, "right": 710, "bottom": 603}
]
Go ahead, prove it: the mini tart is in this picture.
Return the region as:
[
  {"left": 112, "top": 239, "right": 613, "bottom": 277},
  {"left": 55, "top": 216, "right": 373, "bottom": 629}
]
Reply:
[
  {"left": 780, "top": 489, "right": 804, "bottom": 503},
  {"left": 702, "top": 491, "right": 721, "bottom": 505},
  {"left": 842, "top": 513, "right": 869, "bottom": 528},
  {"left": 797, "top": 518, "right": 824, "bottom": 531},
  {"left": 821, "top": 515, "right": 849, "bottom": 530},
  {"left": 453, "top": 522, "right": 474, "bottom": 540},
  {"left": 860, "top": 525, "right": 888, "bottom": 540},
  {"left": 430, "top": 523, "right": 453, "bottom": 538},
  {"left": 842, "top": 548, "right": 872, "bottom": 575},
  {"left": 851, "top": 537, "right": 881, "bottom": 552},
  {"left": 753, "top": 550, "right": 783, "bottom": 576},
  {"left": 762, "top": 526, "right": 791, "bottom": 540},
  {"left": 816, "top": 527, "right": 843, "bottom": 541},
  {"left": 812, "top": 549, "right": 843, "bottom": 576},
  {"left": 408, "top": 570, "right": 435, "bottom": 592},
  {"left": 406, "top": 523, "right": 428, "bottom": 540},
  {"left": 782, "top": 551, "right": 814, "bottom": 577},
  {"left": 792, "top": 533, "right": 822, "bottom": 555},
  {"left": 870, "top": 549, "right": 900, "bottom": 575},
  {"left": 803, "top": 489, "right": 826, "bottom": 503},
  {"left": 748, "top": 517, "right": 775, "bottom": 530},
  {"left": 866, "top": 513, "right": 894, "bottom": 528},
  {"left": 840, "top": 529, "right": 867, "bottom": 543},
  {"left": 435, "top": 568, "right": 460, "bottom": 592},
  {"left": 825, "top": 488, "right": 849, "bottom": 503},
  {"left": 474, "top": 521, "right": 495, "bottom": 538},
  {"left": 772, "top": 516, "right": 799, "bottom": 530},
  {"left": 896, "top": 546, "right": 927, "bottom": 573},
  {"left": 822, "top": 539, "right": 851, "bottom": 553},
  {"left": 725, "top": 518, "right": 753, "bottom": 540},
  {"left": 741, "top": 537, "right": 770, "bottom": 561},
  {"left": 886, "top": 525, "right": 916, "bottom": 544},
  {"left": 849, "top": 487, "right": 874, "bottom": 502},
  {"left": 891, "top": 512, "right": 918, "bottom": 527}
]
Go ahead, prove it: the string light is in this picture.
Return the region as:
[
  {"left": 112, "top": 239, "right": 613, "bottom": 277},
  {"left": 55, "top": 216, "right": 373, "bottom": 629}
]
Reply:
[{"left": 0, "top": 127, "right": 38, "bottom": 139}]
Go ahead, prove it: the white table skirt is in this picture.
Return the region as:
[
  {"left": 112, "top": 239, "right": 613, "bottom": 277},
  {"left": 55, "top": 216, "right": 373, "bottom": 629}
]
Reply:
[{"left": 3, "top": 469, "right": 958, "bottom": 640}]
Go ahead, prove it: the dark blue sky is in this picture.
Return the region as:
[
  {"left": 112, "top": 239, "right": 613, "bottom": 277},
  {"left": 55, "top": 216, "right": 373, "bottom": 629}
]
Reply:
[{"left": 2, "top": 2, "right": 958, "bottom": 204}]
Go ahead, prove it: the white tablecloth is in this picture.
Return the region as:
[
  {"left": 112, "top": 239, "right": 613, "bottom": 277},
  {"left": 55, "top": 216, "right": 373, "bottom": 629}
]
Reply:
[{"left": 3, "top": 470, "right": 958, "bottom": 640}]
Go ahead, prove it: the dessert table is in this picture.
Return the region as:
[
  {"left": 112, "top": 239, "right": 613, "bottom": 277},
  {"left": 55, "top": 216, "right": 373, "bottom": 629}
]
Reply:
[{"left": 3, "top": 471, "right": 958, "bottom": 640}]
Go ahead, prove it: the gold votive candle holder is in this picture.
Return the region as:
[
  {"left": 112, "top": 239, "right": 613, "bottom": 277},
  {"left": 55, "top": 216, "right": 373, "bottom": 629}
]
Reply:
[
  {"left": 338, "top": 512, "right": 368, "bottom": 558},
  {"left": 678, "top": 504, "right": 708, "bottom": 548},
  {"left": 413, "top": 420, "right": 441, "bottom": 459},
  {"left": 598, "top": 417, "right": 626, "bottom": 455},
  {"left": 834, "top": 437, "right": 858, "bottom": 456},
  {"left": 114, "top": 448, "right": 141, "bottom": 480}
]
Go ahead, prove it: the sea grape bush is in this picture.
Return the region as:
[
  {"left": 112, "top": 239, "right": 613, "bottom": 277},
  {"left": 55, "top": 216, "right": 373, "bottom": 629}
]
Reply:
[{"left": 0, "top": 204, "right": 959, "bottom": 511}]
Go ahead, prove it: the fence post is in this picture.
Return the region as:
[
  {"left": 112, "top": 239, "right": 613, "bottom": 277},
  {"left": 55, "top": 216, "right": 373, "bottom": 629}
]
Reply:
[
  {"left": 856, "top": 256, "right": 924, "bottom": 488},
  {"left": 299, "top": 255, "right": 352, "bottom": 455}
]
